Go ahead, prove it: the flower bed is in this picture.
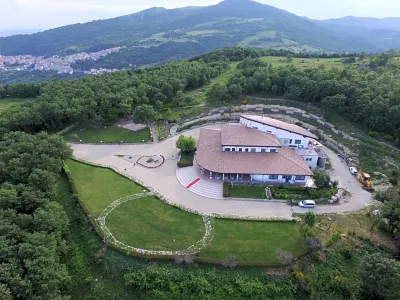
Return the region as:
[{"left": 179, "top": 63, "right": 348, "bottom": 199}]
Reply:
[{"left": 271, "top": 186, "right": 338, "bottom": 200}]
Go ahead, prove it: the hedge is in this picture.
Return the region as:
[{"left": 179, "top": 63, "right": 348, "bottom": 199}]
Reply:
[{"left": 271, "top": 186, "right": 338, "bottom": 200}]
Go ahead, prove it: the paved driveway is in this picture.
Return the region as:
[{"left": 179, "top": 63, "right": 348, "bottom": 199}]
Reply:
[
  {"left": 71, "top": 124, "right": 293, "bottom": 219},
  {"left": 292, "top": 146, "right": 373, "bottom": 214},
  {"left": 71, "top": 125, "right": 373, "bottom": 218}
]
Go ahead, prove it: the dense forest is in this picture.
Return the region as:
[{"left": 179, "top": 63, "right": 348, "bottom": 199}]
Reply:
[{"left": 1, "top": 47, "right": 400, "bottom": 299}]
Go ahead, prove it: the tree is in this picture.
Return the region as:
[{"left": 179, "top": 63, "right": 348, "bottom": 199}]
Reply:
[
  {"left": 305, "top": 237, "right": 322, "bottom": 252},
  {"left": 313, "top": 168, "right": 331, "bottom": 188},
  {"left": 304, "top": 211, "right": 317, "bottom": 227},
  {"left": 360, "top": 253, "right": 400, "bottom": 300},
  {"left": 321, "top": 94, "right": 346, "bottom": 117},
  {"left": 228, "top": 84, "right": 243, "bottom": 99},
  {"left": 207, "top": 83, "right": 229, "bottom": 102},
  {"left": 133, "top": 104, "right": 156, "bottom": 125},
  {"left": 176, "top": 135, "right": 196, "bottom": 153},
  {"left": 276, "top": 249, "right": 294, "bottom": 268}
]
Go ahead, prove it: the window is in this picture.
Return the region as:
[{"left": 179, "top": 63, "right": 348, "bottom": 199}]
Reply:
[
  {"left": 289, "top": 139, "right": 293, "bottom": 144},
  {"left": 295, "top": 175, "right": 306, "bottom": 181},
  {"left": 295, "top": 140, "right": 302, "bottom": 144},
  {"left": 252, "top": 126, "right": 258, "bottom": 130},
  {"left": 238, "top": 148, "right": 242, "bottom": 152},
  {"left": 267, "top": 131, "right": 272, "bottom": 133},
  {"left": 305, "top": 158, "right": 313, "bottom": 162},
  {"left": 261, "top": 148, "right": 266, "bottom": 153},
  {"left": 270, "top": 149, "right": 277, "bottom": 153},
  {"left": 245, "top": 148, "right": 249, "bottom": 152},
  {"left": 269, "top": 175, "right": 279, "bottom": 180},
  {"left": 232, "top": 148, "right": 236, "bottom": 152},
  {"left": 251, "top": 148, "right": 256, "bottom": 152},
  {"left": 225, "top": 148, "right": 231, "bottom": 152}
]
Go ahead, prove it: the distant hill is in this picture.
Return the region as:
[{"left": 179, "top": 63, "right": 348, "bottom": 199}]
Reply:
[
  {"left": 317, "top": 16, "right": 400, "bottom": 31},
  {"left": 1, "top": 0, "right": 400, "bottom": 60}
]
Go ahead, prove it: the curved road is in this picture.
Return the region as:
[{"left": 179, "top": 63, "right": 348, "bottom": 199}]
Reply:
[{"left": 71, "top": 124, "right": 373, "bottom": 219}]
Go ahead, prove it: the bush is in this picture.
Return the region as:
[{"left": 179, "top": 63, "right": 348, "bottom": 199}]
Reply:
[
  {"left": 378, "top": 219, "right": 390, "bottom": 233},
  {"left": 389, "top": 177, "right": 398, "bottom": 186},
  {"left": 368, "top": 131, "right": 378, "bottom": 137},
  {"left": 340, "top": 247, "right": 353, "bottom": 259},
  {"left": 314, "top": 169, "right": 331, "bottom": 188},
  {"left": 223, "top": 182, "right": 229, "bottom": 197},
  {"left": 295, "top": 121, "right": 303, "bottom": 127},
  {"left": 383, "top": 134, "right": 394, "bottom": 141},
  {"left": 177, "top": 161, "right": 193, "bottom": 168}
]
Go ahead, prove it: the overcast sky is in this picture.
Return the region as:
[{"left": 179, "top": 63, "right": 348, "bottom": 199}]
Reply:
[{"left": 1, "top": 0, "right": 399, "bottom": 32}]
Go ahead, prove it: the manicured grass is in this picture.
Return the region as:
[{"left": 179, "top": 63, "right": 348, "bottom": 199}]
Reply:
[
  {"left": 199, "top": 219, "right": 305, "bottom": 265},
  {"left": 0, "top": 98, "right": 29, "bottom": 112},
  {"left": 260, "top": 56, "right": 346, "bottom": 69},
  {"left": 106, "top": 196, "right": 205, "bottom": 251},
  {"left": 227, "top": 184, "right": 267, "bottom": 199},
  {"left": 66, "top": 159, "right": 146, "bottom": 216},
  {"left": 63, "top": 125, "right": 151, "bottom": 143}
]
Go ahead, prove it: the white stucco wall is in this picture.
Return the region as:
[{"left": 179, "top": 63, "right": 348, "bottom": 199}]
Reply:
[
  {"left": 250, "top": 174, "right": 309, "bottom": 183},
  {"left": 222, "top": 146, "right": 279, "bottom": 153},
  {"left": 300, "top": 155, "right": 318, "bottom": 170},
  {"left": 240, "top": 117, "right": 310, "bottom": 149}
]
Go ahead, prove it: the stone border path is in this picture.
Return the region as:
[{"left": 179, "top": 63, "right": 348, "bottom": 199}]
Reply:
[{"left": 97, "top": 192, "right": 214, "bottom": 256}]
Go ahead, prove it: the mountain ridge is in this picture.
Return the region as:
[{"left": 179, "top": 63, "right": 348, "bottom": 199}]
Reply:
[{"left": 0, "top": 0, "right": 399, "bottom": 59}]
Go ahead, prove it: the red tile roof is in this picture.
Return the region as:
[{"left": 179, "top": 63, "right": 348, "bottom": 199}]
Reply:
[
  {"left": 220, "top": 124, "right": 281, "bottom": 147},
  {"left": 196, "top": 128, "right": 313, "bottom": 176},
  {"left": 241, "top": 115, "right": 318, "bottom": 139}
]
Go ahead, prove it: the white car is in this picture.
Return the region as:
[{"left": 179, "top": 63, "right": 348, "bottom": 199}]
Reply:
[
  {"left": 298, "top": 200, "right": 316, "bottom": 208},
  {"left": 349, "top": 167, "right": 357, "bottom": 175}
]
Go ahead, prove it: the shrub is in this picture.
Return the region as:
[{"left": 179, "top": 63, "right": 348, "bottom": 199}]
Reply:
[
  {"left": 223, "top": 182, "right": 229, "bottom": 197},
  {"left": 71, "top": 133, "right": 79, "bottom": 142},
  {"left": 378, "top": 219, "right": 390, "bottom": 233},
  {"left": 368, "top": 131, "right": 378, "bottom": 137},
  {"left": 177, "top": 161, "right": 193, "bottom": 168},
  {"left": 383, "top": 135, "right": 394, "bottom": 142},
  {"left": 295, "top": 121, "right": 303, "bottom": 127},
  {"left": 340, "top": 247, "right": 353, "bottom": 259},
  {"left": 314, "top": 169, "right": 331, "bottom": 188},
  {"left": 389, "top": 177, "right": 398, "bottom": 186},
  {"left": 304, "top": 211, "right": 317, "bottom": 227}
]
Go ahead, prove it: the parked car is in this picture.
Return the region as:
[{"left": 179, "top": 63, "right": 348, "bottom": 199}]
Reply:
[
  {"left": 349, "top": 167, "right": 357, "bottom": 175},
  {"left": 298, "top": 200, "right": 316, "bottom": 208}
]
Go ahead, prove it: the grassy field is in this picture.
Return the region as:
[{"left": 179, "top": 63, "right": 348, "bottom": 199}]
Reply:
[
  {"left": 0, "top": 98, "right": 28, "bottom": 112},
  {"left": 106, "top": 196, "right": 205, "bottom": 251},
  {"left": 63, "top": 126, "right": 151, "bottom": 143},
  {"left": 67, "top": 160, "right": 306, "bottom": 265},
  {"left": 260, "top": 56, "right": 345, "bottom": 69},
  {"left": 66, "top": 159, "right": 147, "bottom": 216},
  {"left": 199, "top": 219, "right": 305, "bottom": 265},
  {"left": 227, "top": 184, "right": 267, "bottom": 199}
]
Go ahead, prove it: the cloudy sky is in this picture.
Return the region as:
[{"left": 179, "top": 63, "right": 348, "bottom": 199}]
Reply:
[{"left": 1, "top": 0, "right": 399, "bottom": 32}]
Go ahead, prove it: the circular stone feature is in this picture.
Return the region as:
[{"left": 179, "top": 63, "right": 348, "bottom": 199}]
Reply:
[
  {"left": 105, "top": 196, "right": 205, "bottom": 251},
  {"left": 136, "top": 155, "right": 165, "bottom": 168}
]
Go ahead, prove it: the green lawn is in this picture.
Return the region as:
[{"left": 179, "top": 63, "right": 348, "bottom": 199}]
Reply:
[
  {"left": 260, "top": 56, "right": 346, "bottom": 69},
  {"left": 66, "top": 159, "right": 147, "bottom": 216},
  {"left": 199, "top": 219, "right": 305, "bottom": 265},
  {"left": 227, "top": 184, "right": 267, "bottom": 199},
  {"left": 67, "top": 160, "right": 307, "bottom": 265},
  {"left": 106, "top": 196, "right": 205, "bottom": 251},
  {"left": 0, "top": 98, "right": 29, "bottom": 112},
  {"left": 63, "top": 125, "right": 151, "bottom": 143}
]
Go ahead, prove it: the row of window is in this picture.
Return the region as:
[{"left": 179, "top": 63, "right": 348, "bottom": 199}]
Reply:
[
  {"left": 267, "top": 175, "right": 306, "bottom": 180},
  {"left": 305, "top": 158, "right": 313, "bottom": 162},
  {"left": 225, "top": 148, "right": 277, "bottom": 153}
]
